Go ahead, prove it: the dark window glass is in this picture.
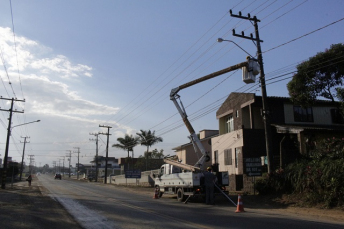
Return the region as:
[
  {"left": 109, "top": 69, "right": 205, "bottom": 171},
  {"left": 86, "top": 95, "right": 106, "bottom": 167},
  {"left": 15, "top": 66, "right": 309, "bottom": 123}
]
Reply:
[
  {"left": 293, "top": 106, "right": 313, "bottom": 122},
  {"left": 213, "top": 150, "right": 218, "bottom": 164},
  {"left": 331, "top": 109, "right": 344, "bottom": 124}
]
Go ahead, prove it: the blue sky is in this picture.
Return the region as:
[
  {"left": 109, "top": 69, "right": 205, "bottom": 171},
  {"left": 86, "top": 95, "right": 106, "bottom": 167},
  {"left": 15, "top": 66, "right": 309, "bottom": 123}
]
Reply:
[{"left": 0, "top": 0, "right": 343, "bottom": 168}]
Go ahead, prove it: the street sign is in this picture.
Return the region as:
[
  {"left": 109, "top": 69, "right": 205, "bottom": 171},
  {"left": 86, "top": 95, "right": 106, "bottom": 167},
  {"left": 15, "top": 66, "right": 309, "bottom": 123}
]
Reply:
[
  {"left": 125, "top": 170, "right": 141, "bottom": 178},
  {"left": 244, "top": 157, "right": 262, "bottom": 176}
]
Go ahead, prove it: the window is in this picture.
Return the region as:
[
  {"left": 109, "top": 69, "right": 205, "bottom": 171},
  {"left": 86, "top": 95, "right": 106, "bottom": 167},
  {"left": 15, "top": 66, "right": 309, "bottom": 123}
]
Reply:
[
  {"left": 293, "top": 106, "right": 313, "bottom": 122},
  {"left": 224, "top": 149, "right": 232, "bottom": 165},
  {"left": 213, "top": 150, "right": 218, "bottom": 164},
  {"left": 236, "top": 110, "right": 239, "bottom": 118},
  {"left": 235, "top": 148, "right": 241, "bottom": 168},
  {"left": 226, "top": 115, "right": 234, "bottom": 133},
  {"left": 331, "top": 109, "right": 344, "bottom": 124}
]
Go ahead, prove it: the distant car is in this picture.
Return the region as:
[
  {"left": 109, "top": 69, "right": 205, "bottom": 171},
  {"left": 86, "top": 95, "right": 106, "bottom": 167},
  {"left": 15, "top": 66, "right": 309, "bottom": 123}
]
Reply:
[{"left": 54, "top": 173, "right": 62, "bottom": 180}]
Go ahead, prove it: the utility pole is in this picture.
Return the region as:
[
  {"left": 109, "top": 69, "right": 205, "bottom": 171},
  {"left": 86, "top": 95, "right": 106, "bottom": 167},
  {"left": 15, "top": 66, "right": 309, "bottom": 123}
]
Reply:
[
  {"left": 28, "top": 155, "right": 35, "bottom": 174},
  {"left": 73, "top": 147, "right": 80, "bottom": 180},
  {"left": 61, "top": 156, "right": 65, "bottom": 177},
  {"left": 66, "top": 150, "right": 72, "bottom": 178},
  {"left": 99, "top": 125, "right": 112, "bottom": 184},
  {"left": 19, "top": 136, "right": 30, "bottom": 180},
  {"left": 53, "top": 161, "right": 56, "bottom": 173},
  {"left": 89, "top": 133, "right": 99, "bottom": 182},
  {"left": 0, "top": 97, "right": 25, "bottom": 189},
  {"left": 229, "top": 10, "right": 273, "bottom": 173},
  {"left": 58, "top": 159, "right": 61, "bottom": 173}
]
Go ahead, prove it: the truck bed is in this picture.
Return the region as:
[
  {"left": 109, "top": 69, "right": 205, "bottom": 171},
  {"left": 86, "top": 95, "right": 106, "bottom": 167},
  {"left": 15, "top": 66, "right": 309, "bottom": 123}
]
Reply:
[{"left": 155, "top": 171, "right": 202, "bottom": 188}]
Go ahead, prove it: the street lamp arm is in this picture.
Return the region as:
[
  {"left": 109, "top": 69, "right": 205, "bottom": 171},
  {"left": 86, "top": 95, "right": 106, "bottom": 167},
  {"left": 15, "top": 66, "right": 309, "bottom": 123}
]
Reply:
[
  {"left": 217, "top": 38, "right": 254, "bottom": 58},
  {"left": 11, "top": 120, "right": 40, "bottom": 130}
]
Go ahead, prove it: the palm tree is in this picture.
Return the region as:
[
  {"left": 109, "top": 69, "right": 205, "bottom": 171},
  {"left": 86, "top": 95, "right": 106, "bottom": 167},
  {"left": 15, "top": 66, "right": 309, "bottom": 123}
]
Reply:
[
  {"left": 112, "top": 134, "right": 139, "bottom": 170},
  {"left": 136, "top": 130, "right": 163, "bottom": 170}
]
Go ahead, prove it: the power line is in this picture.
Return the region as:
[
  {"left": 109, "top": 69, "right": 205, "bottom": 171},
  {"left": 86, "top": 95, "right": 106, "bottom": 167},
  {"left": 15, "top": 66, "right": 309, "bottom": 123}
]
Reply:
[{"left": 264, "top": 17, "right": 344, "bottom": 53}]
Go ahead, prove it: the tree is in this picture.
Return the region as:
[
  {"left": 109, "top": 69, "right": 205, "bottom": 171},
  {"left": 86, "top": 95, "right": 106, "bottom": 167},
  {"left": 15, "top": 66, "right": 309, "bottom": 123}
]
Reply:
[
  {"left": 136, "top": 149, "right": 165, "bottom": 170},
  {"left": 287, "top": 43, "right": 344, "bottom": 112},
  {"left": 139, "top": 149, "right": 165, "bottom": 159},
  {"left": 136, "top": 130, "right": 163, "bottom": 171},
  {"left": 112, "top": 134, "right": 139, "bottom": 170}
]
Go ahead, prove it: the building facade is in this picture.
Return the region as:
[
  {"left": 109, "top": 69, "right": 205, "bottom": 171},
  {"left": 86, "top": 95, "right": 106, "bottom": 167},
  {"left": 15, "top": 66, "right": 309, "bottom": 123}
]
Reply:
[{"left": 212, "top": 92, "right": 344, "bottom": 193}]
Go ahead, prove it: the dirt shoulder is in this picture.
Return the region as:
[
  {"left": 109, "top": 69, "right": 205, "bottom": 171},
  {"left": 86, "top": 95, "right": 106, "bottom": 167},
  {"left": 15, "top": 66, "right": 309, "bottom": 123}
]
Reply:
[{"left": 0, "top": 179, "right": 82, "bottom": 229}]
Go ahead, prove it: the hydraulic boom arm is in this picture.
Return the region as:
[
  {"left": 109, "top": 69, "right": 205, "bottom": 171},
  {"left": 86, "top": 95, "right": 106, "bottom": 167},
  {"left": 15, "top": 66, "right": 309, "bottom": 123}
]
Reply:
[{"left": 170, "top": 61, "right": 249, "bottom": 170}]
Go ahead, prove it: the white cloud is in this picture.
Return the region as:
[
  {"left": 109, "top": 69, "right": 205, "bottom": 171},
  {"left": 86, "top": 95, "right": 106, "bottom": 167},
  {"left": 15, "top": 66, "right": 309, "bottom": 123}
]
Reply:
[
  {"left": 18, "top": 74, "right": 120, "bottom": 117},
  {"left": 0, "top": 27, "right": 92, "bottom": 78},
  {"left": 31, "top": 55, "right": 93, "bottom": 78}
]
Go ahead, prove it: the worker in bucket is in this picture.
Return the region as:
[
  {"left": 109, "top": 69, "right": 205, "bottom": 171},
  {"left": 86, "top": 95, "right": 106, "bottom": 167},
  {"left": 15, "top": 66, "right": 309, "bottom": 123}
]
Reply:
[{"left": 204, "top": 167, "right": 217, "bottom": 205}]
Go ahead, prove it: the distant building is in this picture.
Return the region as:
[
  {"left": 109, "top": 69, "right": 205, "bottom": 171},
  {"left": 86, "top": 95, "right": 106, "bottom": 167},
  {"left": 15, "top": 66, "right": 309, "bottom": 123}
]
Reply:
[{"left": 172, "top": 129, "right": 218, "bottom": 168}]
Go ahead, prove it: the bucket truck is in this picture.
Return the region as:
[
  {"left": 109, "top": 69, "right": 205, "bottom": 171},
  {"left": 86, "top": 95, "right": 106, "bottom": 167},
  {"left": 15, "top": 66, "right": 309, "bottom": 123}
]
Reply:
[{"left": 154, "top": 57, "right": 259, "bottom": 202}]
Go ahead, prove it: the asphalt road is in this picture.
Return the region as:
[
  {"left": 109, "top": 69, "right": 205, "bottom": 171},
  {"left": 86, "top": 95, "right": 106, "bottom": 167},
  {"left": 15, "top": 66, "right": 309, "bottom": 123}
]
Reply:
[{"left": 37, "top": 175, "right": 344, "bottom": 229}]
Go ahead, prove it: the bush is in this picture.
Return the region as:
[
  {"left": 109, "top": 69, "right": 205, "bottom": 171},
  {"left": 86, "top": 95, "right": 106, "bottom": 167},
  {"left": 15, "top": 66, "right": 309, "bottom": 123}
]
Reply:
[
  {"left": 255, "top": 169, "right": 290, "bottom": 195},
  {"left": 255, "top": 137, "right": 344, "bottom": 208},
  {"left": 283, "top": 137, "right": 344, "bottom": 208}
]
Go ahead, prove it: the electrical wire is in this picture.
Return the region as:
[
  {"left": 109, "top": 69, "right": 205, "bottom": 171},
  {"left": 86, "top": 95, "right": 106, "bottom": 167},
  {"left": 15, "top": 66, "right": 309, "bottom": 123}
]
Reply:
[{"left": 263, "top": 17, "right": 344, "bottom": 53}]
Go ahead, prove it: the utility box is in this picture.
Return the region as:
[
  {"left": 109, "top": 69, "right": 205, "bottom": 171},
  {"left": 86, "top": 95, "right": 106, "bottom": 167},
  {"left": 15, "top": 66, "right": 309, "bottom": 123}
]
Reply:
[{"left": 242, "top": 59, "right": 260, "bottom": 84}]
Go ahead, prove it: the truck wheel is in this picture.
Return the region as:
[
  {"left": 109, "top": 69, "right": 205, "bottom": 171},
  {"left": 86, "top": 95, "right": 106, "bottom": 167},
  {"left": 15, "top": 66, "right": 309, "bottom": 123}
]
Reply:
[{"left": 177, "top": 188, "right": 186, "bottom": 202}]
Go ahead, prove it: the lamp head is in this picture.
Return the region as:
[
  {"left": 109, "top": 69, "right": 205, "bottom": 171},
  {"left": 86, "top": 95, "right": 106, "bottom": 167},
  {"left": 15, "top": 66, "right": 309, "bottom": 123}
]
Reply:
[{"left": 217, "top": 38, "right": 224, "bottom": 43}]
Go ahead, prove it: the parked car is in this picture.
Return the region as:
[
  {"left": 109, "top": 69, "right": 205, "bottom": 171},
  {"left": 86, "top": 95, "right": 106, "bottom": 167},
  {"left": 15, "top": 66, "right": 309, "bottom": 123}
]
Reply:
[{"left": 54, "top": 173, "right": 62, "bottom": 180}]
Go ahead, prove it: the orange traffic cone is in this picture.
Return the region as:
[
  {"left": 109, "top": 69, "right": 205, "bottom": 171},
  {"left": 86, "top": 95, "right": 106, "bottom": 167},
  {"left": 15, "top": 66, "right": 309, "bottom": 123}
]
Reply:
[
  {"left": 235, "top": 194, "right": 245, "bottom": 213},
  {"left": 153, "top": 187, "right": 159, "bottom": 199}
]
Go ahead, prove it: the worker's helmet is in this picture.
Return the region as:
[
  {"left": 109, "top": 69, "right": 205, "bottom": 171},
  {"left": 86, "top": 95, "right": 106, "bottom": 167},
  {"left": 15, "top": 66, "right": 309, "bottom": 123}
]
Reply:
[{"left": 207, "top": 167, "right": 212, "bottom": 171}]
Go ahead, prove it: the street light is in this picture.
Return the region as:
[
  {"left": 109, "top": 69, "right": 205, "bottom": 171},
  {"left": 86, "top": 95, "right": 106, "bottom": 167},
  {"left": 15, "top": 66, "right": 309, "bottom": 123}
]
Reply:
[
  {"left": 217, "top": 38, "right": 254, "bottom": 58},
  {"left": 11, "top": 120, "right": 41, "bottom": 130},
  {"left": 1, "top": 119, "right": 40, "bottom": 189}
]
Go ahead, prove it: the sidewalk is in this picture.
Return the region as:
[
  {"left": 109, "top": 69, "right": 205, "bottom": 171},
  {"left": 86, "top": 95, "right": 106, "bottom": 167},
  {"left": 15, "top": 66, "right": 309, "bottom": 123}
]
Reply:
[{"left": 0, "top": 178, "right": 82, "bottom": 229}]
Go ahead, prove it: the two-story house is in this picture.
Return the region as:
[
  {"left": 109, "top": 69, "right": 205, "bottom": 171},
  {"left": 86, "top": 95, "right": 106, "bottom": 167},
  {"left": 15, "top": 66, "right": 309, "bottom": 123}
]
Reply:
[{"left": 212, "top": 92, "right": 344, "bottom": 193}]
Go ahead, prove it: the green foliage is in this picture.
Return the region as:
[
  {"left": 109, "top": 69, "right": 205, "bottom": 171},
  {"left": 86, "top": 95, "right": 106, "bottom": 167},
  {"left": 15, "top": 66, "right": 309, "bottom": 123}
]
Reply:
[
  {"left": 135, "top": 149, "right": 165, "bottom": 170},
  {"left": 256, "top": 137, "right": 344, "bottom": 208},
  {"left": 287, "top": 43, "right": 344, "bottom": 111},
  {"left": 112, "top": 134, "right": 140, "bottom": 158},
  {"left": 7, "top": 162, "right": 19, "bottom": 177},
  {"left": 136, "top": 130, "right": 163, "bottom": 153},
  {"left": 138, "top": 149, "right": 165, "bottom": 159},
  {"left": 136, "top": 130, "right": 163, "bottom": 170},
  {"left": 255, "top": 169, "right": 291, "bottom": 195}
]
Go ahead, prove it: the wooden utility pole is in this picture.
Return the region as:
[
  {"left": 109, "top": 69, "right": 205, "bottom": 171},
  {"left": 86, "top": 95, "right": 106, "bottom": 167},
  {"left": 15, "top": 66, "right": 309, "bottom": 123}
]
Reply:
[
  {"left": 19, "top": 136, "right": 30, "bottom": 180},
  {"left": 89, "top": 133, "right": 99, "bottom": 182},
  {"left": 28, "top": 155, "right": 35, "bottom": 174},
  {"left": 66, "top": 150, "right": 72, "bottom": 178},
  {"left": 0, "top": 97, "right": 25, "bottom": 189},
  {"left": 73, "top": 147, "right": 80, "bottom": 179},
  {"left": 229, "top": 10, "right": 273, "bottom": 173},
  {"left": 99, "top": 125, "right": 112, "bottom": 184}
]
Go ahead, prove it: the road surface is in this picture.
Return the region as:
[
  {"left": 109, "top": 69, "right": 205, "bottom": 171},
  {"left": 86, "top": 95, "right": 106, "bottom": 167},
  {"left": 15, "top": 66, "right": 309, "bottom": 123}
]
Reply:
[{"left": 37, "top": 174, "right": 344, "bottom": 229}]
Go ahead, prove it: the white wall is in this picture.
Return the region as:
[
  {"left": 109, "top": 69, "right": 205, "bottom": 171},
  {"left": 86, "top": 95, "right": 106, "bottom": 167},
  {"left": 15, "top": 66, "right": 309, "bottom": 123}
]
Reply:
[{"left": 211, "top": 129, "right": 243, "bottom": 174}]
